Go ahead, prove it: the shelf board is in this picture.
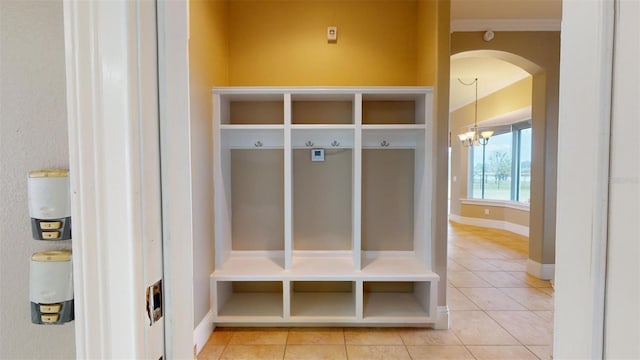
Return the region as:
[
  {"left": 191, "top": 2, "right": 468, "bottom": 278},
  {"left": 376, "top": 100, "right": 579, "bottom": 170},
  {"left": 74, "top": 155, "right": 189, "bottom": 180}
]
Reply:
[
  {"left": 362, "top": 91, "right": 430, "bottom": 101},
  {"left": 217, "top": 292, "right": 283, "bottom": 318},
  {"left": 363, "top": 292, "right": 430, "bottom": 321},
  {"left": 362, "top": 124, "right": 425, "bottom": 130},
  {"left": 220, "top": 124, "right": 284, "bottom": 130},
  {"left": 221, "top": 126, "right": 284, "bottom": 148},
  {"left": 362, "top": 126, "right": 424, "bottom": 148},
  {"left": 361, "top": 254, "right": 439, "bottom": 280},
  {"left": 290, "top": 253, "right": 356, "bottom": 278},
  {"left": 291, "top": 124, "right": 355, "bottom": 130},
  {"left": 213, "top": 253, "right": 284, "bottom": 280},
  {"left": 291, "top": 292, "right": 356, "bottom": 319}
]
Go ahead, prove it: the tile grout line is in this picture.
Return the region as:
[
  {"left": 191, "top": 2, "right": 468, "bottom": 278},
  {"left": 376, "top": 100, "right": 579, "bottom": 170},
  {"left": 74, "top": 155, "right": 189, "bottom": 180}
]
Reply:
[
  {"left": 282, "top": 328, "right": 289, "bottom": 360},
  {"left": 342, "top": 328, "right": 348, "bottom": 360},
  {"left": 450, "top": 225, "right": 535, "bottom": 353}
]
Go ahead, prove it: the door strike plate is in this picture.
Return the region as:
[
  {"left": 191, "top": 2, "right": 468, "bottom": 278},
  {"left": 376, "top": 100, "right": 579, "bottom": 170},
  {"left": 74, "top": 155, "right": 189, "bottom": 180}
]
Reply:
[{"left": 146, "top": 279, "right": 163, "bottom": 325}]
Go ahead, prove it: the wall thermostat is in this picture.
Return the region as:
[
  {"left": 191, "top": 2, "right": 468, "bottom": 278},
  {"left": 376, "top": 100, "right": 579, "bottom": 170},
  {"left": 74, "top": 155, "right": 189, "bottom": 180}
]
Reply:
[
  {"left": 28, "top": 169, "right": 71, "bottom": 240},
  {"left": 311, "top": 148, "right": 325, "bottom": 162},
  {"left": 30, "top": 251, "right": 74, "bottom": 324}
]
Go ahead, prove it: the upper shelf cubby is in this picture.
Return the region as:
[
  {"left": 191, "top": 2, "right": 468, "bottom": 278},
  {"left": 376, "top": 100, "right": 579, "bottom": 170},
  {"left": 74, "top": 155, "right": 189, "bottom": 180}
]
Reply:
[
  {"left": 362, "top": 93, "right": 426, "bottom": 125},
  {"left": 291, "top": 93, "right": 355, "bottom": 125},
  {"left": 218, "top": 93, "right": 285, "bottom": 125}
]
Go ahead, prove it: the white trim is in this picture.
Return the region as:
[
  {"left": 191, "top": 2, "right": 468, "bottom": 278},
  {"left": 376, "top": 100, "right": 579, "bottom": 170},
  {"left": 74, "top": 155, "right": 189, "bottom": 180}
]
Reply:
[
  {"left": 460, "top": 198, "right": 530, "bottom": 212},
  {"left": 433, "top": 305, "right": 450, "bottom": 330},
  {"left": 212, "top": 86, "right": 433, "bottom": 96},
  {"left": 63, "top": 1, "right": 156, "bottom": 357},
  {"left": 554, "top": 0, "right": 615, "bottom": 357},
  {"left": 449, "top": 214, "right": 529, "bottom": 237},
  {"left": 157, "top": 1, "right": 195, "bottom": 358},
  {"left": 451, "top": 18, "right": 561, "bottom": 33},
  {"left": 193, "top": 311, "right": 215, "bottom": 355},
  {"left": 526, "top": 259, "right": 555, "bottom": 281}
]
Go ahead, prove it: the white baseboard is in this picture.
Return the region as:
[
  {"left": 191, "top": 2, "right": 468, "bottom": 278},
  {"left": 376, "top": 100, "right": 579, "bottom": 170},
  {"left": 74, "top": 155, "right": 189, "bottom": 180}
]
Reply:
[
  {"left": 193, "top": 310, "right": 215, "bottom": 356},
  {"left": 433, "top": 305, "right": 450, "bottom": 330},
  {"left": 526, "top": 259, "right": 555, "bottom": 280},
  {"left": 449, "top": 214, "right": 529, "bottom": 237}
]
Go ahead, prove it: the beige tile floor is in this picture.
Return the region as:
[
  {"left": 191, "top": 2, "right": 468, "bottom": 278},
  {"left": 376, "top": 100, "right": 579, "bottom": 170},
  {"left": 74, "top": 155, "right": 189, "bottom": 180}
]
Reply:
[{"left": 199, "top": 222, "right": 554, "bottom": 359}]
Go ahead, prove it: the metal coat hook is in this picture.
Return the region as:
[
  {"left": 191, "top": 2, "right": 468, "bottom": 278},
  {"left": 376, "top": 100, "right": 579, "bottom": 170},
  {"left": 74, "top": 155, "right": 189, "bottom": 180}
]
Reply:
[
  {"left": 331, "top": 140, "right": 340, "bottom": 147},
  {"left": 305, "top": 141, "right": 314, "bottom": 147},
  {"left": 380, "top": 140, "right": 390, "bottom": 147},
  {"left": 254, "top": 141, "right": 263, "bottom": 147}
]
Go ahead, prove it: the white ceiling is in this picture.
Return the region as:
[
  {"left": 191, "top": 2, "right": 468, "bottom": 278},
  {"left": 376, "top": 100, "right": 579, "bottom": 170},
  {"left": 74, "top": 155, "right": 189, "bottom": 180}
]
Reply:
[
  {"left": 449, "top": 0, "right": 561, "bottom": 111},
  {"left": 450, "top": 56, "right": 530, "bottom": 110}
]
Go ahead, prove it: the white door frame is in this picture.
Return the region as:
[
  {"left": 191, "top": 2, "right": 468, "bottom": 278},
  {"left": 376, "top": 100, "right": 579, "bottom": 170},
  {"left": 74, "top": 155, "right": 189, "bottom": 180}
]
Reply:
[
  {"left": 64, "top": 1, "right": 166, "bottom": 358},
  {"left": 554, "top": 0, "right": 614, "bottom": 358},
  {"left": 156, "top": 0, "right": 197, "bottom": 358},
  {"left": 64, "top": 0, "right": 624, "bottom": 357}
]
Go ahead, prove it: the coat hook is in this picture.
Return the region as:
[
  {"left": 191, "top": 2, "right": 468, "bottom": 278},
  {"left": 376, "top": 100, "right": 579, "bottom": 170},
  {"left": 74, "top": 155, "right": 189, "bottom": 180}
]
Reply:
[
  {"left": 254, "top": 141, "right": 263, "bottom": 147},
  {"left": 381, "top": 140, "right": 390, "bottom": 147},
  {"left": 305, "top": 140, "right": 314, "bottom": 147},
  {"left": 331, "top": 140, "right": 340, "bottom": 147}
]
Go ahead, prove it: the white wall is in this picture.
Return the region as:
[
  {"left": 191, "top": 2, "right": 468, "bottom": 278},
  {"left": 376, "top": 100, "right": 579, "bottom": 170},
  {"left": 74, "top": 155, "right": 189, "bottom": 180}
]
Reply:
[
  {"left": 555, "top": 0, "right": 639, "bottom": 358},
  {"left": 189, "top": 50, "right": 215, "bottom": 330},
  {"left": 0, "top": 1, "right": 75, "bottom": 358},
  {"left": 604, "top": 0, "right": 640, "bottom": 357},
  {"left": 189, "top": 3, "right": 216, "bottom": 330}
]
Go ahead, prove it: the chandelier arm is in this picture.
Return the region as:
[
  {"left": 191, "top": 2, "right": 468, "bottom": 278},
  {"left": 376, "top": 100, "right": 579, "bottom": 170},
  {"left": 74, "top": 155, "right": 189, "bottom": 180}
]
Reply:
[
  {"left": 457, "top": 77, "right": 486, "bottom": 147},
  {"left": 474, "top": 77, "right": 478, "bottom": 129}
]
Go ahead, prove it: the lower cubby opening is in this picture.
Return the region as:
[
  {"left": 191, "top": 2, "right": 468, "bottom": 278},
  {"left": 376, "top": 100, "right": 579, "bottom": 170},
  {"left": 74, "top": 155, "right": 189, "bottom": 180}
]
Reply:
[
  {"left": 290, "top": 281, "right": 356, "bottom": 319},
  {"left": 363, "top": 281, "right": 431, "bottom": 319},
  {"left": 216, "top": 281, "right": 283, "bottom": 318}
]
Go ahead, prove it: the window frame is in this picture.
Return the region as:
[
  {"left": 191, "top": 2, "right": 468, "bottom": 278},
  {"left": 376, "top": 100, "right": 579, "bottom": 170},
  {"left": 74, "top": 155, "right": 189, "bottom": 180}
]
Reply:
[{"left": 468, "top": 120, "right": 532, "bottom": 203}]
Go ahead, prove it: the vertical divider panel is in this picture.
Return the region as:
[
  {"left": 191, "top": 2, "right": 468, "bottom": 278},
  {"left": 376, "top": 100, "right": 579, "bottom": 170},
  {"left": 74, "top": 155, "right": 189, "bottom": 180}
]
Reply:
[
  {"left": 284, "top": 93, "right": 293, "bottom": 270},
  {"left": 216, "top": 281, "right": 232, "bottom": 316},
  {"left": 355, "top": 280, "right": 364, "bottom": 320},
  {"left": 353, "top": 93, "right": 363, "bottom": 270},
  {"left": 414, "top": 92, "right": 432, "bottom": 269},
  {"left": 424, "top": 91, "right": 434, "bottom": 269},
  {"left": 283, "top": 280, "right": 291, "bottom": 321},
  {"left": 414, "top": 282, "right": 430, "bottom": 318},
  {"left": 213, "top": 93, "right": 231, "bottom": 269},
  {"left": 429, "top": 280, "right": 438, "bottom": 320},
  {"left": 210, "top": 280, "right": 218, "bottom": 317}
]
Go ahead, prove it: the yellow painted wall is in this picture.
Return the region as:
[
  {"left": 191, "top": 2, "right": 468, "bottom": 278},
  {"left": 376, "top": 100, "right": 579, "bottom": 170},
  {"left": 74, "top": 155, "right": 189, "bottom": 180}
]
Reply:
[
  {"left": 461, "top": 204, "right": 529, "bottom": 227},
  {"left": 450, "top": 76, "right": 532, "bottom": 130},
  {"left": 416, "top": 0, "right": 438, "bottom": 85},
  {"left": 228, "top": 0, "right": 434, "bottom": 86},
  {"left": 190, "top": 0, "right": 230, "bottom": 86}
]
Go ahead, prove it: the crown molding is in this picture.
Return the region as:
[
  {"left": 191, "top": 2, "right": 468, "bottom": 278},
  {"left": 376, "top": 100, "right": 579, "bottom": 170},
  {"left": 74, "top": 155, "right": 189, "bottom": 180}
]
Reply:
[{"left": 451, "top": 18, "right": 561, "bottom": 32}]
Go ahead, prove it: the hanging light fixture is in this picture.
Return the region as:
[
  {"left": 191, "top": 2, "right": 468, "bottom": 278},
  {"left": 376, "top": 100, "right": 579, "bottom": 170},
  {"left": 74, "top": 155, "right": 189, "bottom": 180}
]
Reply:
[{"left": 457, "top": 78, "right": 494, "bottom": 147}]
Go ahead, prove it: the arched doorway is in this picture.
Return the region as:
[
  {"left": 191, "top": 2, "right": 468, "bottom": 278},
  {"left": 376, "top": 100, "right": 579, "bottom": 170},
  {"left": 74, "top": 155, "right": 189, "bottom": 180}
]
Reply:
[{"left": 449, "top": 32, "right": 561, "bottom": 281}]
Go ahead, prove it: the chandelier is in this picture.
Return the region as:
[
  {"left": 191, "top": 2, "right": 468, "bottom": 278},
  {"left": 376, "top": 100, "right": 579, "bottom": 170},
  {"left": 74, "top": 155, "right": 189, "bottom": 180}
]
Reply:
[{"left": 457, "top": 78, "right": 494, "bottom": 147}]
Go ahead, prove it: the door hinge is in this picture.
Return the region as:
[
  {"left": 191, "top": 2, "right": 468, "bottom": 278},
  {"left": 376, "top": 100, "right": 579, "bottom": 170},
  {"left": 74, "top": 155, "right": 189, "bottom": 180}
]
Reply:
[{"left": 146, "top": 279, "right": 163, "bottom": 325}]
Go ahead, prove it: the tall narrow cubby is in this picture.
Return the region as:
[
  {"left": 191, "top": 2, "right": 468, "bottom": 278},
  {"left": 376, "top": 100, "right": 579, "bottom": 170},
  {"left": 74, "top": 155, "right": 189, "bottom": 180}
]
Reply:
[
  {"left": 289, "top": 92, "right": 360, "bottom": 276},
  {"left": 211, "top": 87, "right": 438, "bottom": 326},
  {"left": 213, "top": 91, "right": 286, "bottom": 278}
]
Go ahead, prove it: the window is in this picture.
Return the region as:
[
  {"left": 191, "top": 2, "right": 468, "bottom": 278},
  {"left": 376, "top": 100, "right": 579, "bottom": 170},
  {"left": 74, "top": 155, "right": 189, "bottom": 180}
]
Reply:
[{"left": 469, "top": 121, "right": 531, "bottom": 203}]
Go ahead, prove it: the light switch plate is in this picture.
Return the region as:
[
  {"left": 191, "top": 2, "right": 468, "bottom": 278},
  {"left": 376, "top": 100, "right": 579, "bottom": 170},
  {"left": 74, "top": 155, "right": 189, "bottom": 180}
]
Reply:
[{"left": 327, "top": 26, "right": 337, "bottom": 41}]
